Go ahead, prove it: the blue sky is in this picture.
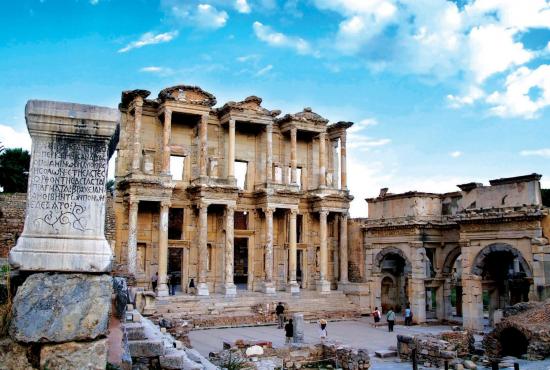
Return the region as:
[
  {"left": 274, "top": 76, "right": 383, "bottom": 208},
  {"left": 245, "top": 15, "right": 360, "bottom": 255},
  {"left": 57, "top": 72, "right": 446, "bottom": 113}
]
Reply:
[{"left": 1, "top": 0, "right": 549, "bottom": 216}]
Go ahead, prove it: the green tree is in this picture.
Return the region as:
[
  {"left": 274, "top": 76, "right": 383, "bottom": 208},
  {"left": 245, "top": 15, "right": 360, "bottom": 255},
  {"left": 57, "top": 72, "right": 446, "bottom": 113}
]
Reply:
[
  {"left": 542, "top": 189, "right": 550, "bottom": 207},
  {"left": 106, "top": 179, "right": 115, "bottom": 194},
  {"left": 0, "top": 148, "right": 31, "bottom": 193}
]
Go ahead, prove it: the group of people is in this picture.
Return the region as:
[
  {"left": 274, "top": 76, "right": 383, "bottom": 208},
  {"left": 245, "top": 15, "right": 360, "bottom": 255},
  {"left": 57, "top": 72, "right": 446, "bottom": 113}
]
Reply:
[
  {"left": 151, "top": 272, "right": 188, "bottom": 296},
  {"left": 372, "top": 304, "right": 413, "bottom": 332},
  {"left": 275, "top": 302, "right": 328, "bottom": 344}
]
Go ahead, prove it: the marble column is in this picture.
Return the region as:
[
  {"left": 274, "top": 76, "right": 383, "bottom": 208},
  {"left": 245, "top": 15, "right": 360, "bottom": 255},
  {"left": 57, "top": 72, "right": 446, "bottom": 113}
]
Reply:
[
  {"left": 228, "top": 119, "right": 236, "bottom": 181},
  {"left": 157, "top": 201, "right": 170, "bottom": 296},
  {"left": 224, "top": 205, "right": 237, "bottom": 296},
  {"left": 266, "top": 123, "right": 273, "bottom": 182},
  {"left": 127, "top": 199, "right": 139, "bottom": 276},
  {"left": 162, "top": 109, "right": 172, "bottom": 175},
  {"left": 263, "top": 207, "right": 276, "bottom": 294},
  {"left": 199, "top": 114, "right": 208, "bottom": 178},
  {"left": 287, "top": 209, "right": 299, "bottom": 293},
  {"left": 290, "top": 126, "right": 297, "bottom": 185},
  {"left": 197, "top": 203, "right": 209, "bottom": 296},
  {"left": 340, "top": 132, "right": 348, "bottom": 190},
  {"left": 319, "top": 132, "right": 326, "bottom": 187},
  {"left": 339, "top": 213, "right": 349, "bottom": 286},
  {"left": 317, "top": 210, "right": 330, "bottom": 292},
  {"left": 131, "top": 97, "right": 143, "bottom": 172},
  {"left": 332, "top": 140, "right": 339, "bottom": 189}
]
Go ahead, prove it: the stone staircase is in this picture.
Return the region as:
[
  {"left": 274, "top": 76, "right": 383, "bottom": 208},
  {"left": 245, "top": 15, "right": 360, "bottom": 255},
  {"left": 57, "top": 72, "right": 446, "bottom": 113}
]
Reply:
[
  {"left": 124, "top": 308, "right": 217, "bottom": 369},
  {"left": 153, "top": 290, "right": 361, "bottom": 329}
]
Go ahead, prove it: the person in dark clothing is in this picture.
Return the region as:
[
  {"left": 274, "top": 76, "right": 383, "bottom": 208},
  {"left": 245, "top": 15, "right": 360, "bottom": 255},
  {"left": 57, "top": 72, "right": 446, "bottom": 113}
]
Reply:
[
  {"left": 386, "top": 307, "right": 396, "bottom": 332},
  {"left": 276, "top": 302, "right": 285, "bottom": 329},
  {"left": 285, "top": 319, "right": 294, "bottom": 344}
]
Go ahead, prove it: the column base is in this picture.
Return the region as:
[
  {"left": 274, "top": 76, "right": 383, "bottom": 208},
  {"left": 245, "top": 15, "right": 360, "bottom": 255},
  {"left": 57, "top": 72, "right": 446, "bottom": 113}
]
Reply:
[
  {"left": 316, "top": 279, "right": 331, "bottom": 293},
  {"left": 197, "top": 282, "right": 209, "bottom": 296},
  {"left": 262, "top": 281, "right": 276, "bottom": 294},
  {"left": 156, "top": 283, "right": 169, "bottom": 297},
  {"left": 224, "top": 283, "right": 237, "bottom": 297},
  {"left": 286, "top": 281, "right": 300, "bottom": 294},
  {"left": 337, "top": 281, "right": 349, "bottom": 291}
]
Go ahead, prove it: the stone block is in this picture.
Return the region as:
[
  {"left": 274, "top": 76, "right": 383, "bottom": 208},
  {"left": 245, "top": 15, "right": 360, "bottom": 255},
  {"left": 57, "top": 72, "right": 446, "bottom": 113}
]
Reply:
[
  {"left": 0, "top": 338, "right": 34, "bottom": 370},
  {"left": 374, "top": 350, "right": 396, "bottom": 358},
  {"left": 463, "top": 359, "right": 477, "bottom": 369},
  {"left": 40, "top": 338, "right": 108, "bottom": 370},
  {"left": 10, "top": 273, "right": 111, "bottom": 343},
  {"left": 123, "top": 322, "right": 146, "bottom": 340},
  {"left": 128, "top": 339, "right": 165, "bottom": 357}
]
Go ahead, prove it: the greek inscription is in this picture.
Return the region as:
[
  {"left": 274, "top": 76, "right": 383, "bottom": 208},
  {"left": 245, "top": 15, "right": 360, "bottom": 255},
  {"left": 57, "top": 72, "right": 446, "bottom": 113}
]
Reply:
[{"left": 30, "top": 137, "right": 107, "bottom": 233}]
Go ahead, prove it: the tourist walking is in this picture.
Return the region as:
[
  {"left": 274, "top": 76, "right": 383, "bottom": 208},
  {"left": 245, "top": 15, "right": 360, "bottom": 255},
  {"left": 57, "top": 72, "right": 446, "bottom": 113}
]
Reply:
[
  {"left": 372, "top": 306, "right": 381, "bottom": 323},
  {"left": 151, "top": 272, "right": 158, "bottom": 291},
  {"left": 386, "top": 307, "right": 396, "bottom": 332},
  {"left": 285, "top": 319, "right": 294, "bottom": 344},
  {"left": 319, "top": 319, "right": 328, "bottom": 341},
  {"left": 166, "top": 273, "right": 172, "bottom": 295},
  {"left": 276, "top": 302, "right": 285, "bottom": 329},
  {"left": 169, "top": 273, "right": 177, "bottom": 295},
  {"left": 188, "top": 278, "right": 196, "bottom": 294},
  {"left": 404, "top": 305, "right": 413, "bottom": 326}
]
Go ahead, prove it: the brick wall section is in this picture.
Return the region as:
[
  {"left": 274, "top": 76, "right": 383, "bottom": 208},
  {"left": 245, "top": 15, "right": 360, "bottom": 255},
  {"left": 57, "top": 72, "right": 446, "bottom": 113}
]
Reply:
[
  {"left": 0, "top": 193, "right": 116, "bottom": 258},
  {"left": 0, "top": 193, "right": 26, "bottom": 258}
]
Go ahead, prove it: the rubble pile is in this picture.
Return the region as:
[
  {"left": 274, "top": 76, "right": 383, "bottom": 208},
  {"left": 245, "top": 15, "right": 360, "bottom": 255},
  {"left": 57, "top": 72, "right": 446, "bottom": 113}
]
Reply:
[{"left": 397, "top": 334, "right": 456, "bottom": 368}]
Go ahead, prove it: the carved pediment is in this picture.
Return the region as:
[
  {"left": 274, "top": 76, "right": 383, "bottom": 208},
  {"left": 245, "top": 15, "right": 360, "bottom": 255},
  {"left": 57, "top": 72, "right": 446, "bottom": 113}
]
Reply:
[
  {"left": 217, "top": 95, "right": 280, "bottom": 117},
  {"left": 158, "top": 85, "right": 217, "bottom": 107},
  {"left": 277, "top": 107, "right": 329, "bottom": 125}
]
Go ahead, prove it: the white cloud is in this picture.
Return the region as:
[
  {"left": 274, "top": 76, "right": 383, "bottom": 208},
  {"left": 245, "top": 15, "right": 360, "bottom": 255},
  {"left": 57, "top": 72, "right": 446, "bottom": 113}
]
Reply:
[
  {"left": 450, "top": 151, "right": 462, "bottom": 158},
  {"left": 255, "top": 64, "right": 273, "bottom": 76},
  {"left": 520, "top": 148, "right": 550, "bottom": 158},
  {"left": 348, "top": 118, "right": 378, "bottom": 133},
  {"left": 347, "top": 137, "right": 391, "bottom": 151},
  {"left": 195, "top": 4, "right": 228, "bottom": 29},
  {"left": 253, "top": 21, "right": 317, "bottom": 56},
  {"left": 139, "top": 66, "right": 174, "bottom": 75},
  {"left": 118, "top": 31, "right": 178, "bottom": 53},
  {"left": 235, "top": 0, "right": 251, "bottom": 13},
  {"left": 90, "top": 0, "right": 99, "bottom": 4},
  {"left": 237, "top": 54, "right": 260, "bottom": 63},
  {"left": 0, "top": 124, "right": 31, "bottom": 150},
  {"left": 447, "top": 86, "right": 485, "bottom": 108},
  {"left": 486, "top": 65, "right": 550, "bottom": 119}
]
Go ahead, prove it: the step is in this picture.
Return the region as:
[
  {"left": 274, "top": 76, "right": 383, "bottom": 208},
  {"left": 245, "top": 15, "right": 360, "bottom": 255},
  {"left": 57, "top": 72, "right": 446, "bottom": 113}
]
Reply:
[
  {"left": 128, "top": 339, "right": 165, "bottom": 357},
  {"left": 123, "top": 322, "right": 147, "bottom": 340},
  {"left": 375, "top": 350, "right": 397, "bottom": 358}
]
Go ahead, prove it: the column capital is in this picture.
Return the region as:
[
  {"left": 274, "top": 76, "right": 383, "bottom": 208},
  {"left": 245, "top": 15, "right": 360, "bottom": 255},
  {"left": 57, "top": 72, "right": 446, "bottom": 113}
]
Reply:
[
  {"left": 129, "top": 197, "right": 139, "bottom": 207},
  {"left": 263, "top": 207, "right": 275, "bottom": 215},
  {"left": 160, "top": 200, "right": 171, "bottom": 208},
  {"left": 226, "top": 204, "right": 236, "bottom": 213},
  {"left": 229, "top": 118, "right": 236, "bottom": 126},
  {"left": 319, "top": 210, "right": 329, "bottom": 217},
  {"left": 340, "top": 212, "right": 349, "bottom": 220},
  {"left": 134, "top": 96, "right": 144, "bottom": 107},
  {"left": 289, "top": 208, "right": 298, "bottom": 216},
  {"left": 197, "top": 202, "right": 209, "bottom": 210},
  {"left": 201, "top": 113, "right": 209, "bottom": 122}
]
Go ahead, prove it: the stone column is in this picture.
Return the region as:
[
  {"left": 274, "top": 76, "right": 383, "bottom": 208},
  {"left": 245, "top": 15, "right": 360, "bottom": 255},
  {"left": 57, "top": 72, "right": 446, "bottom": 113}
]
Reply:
[
  {"left": 292, "top": 313, "right": 305, "bottom": 343},
  {"left": 132, "top": 96, "right": 143, "bottom": 172},
  {"left": 339, "top": 213, "right": 349, "bottom": 286},
  {"left": 199, "top": 114, "right": 208, "bottom": 178},
  {"left": 162, "top": 109, "right": 172, "bottom": 175},
  {"left": 290, "top": 126, "right": 297, "bottom": 185},
  {"left": 197, "top": 203, "right": 209, "bottom": 296},
  {"left": 127, "top": 199, "right": 139, "bottom": 276},
  {"left": 287, "top": 209, "right": 299, "bottom": 293},
  {"left": 462, "top": 274, "right": 483, "bottom": 330},
  {"left": 318, "top": 132, "right": 326, "bottom": 187},
  {"left": 228, "top": 119, "right": 236, "bottom": 181},
  {"left": 266, "top": 123, "right": 273, "bottom": 182},
  {"left": 224, "top": 205, "right": 237, "bottom": 296},
  {"left": 340, "top": 132, "right": 348, "bottom": 190},
  {"left": 410, "top": 242, "right": 427, "bottom": 323},
  {"left": 332, "top": 140, "right": 339, "bottom": 189},
  {"left": 263, "top": 207, "right": 276, "bottom": 294},
  {"left": 157, "top": 201, "right": 170, "bottom": 296},
  {"left": 317, "top": 210, "right": 330, "bottom": 292}
]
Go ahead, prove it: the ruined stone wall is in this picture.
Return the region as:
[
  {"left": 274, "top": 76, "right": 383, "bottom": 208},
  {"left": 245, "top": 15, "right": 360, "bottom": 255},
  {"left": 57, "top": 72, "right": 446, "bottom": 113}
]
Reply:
[
  {"left": 0, "top": 193, "right": 26, "bottom": 258},
  {"left": 348, "top": 218, "right": 365, "bottom": 282},
  {"left": 0, "top": 193, "right": 116, "bottom": 259}
]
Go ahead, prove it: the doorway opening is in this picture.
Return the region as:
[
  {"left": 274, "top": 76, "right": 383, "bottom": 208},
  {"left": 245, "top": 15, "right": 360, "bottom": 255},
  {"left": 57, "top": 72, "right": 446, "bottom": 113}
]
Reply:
[
  {"left": 168, "top": 247, "right": 183, "bottom": 294},
  {"left": 234, "top": 238, "right": 248, "bottom": 289},
  {"left": 500, "top": 327, "right": 528, "bottom": 357},
  {"left": 297, "top": 249, "right": 304, "bottom": 288}
]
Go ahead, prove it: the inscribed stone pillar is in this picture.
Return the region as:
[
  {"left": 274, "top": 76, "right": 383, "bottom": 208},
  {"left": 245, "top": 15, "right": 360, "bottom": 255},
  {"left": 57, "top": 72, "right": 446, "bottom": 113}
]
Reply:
[
  {"left": 290, "top": 126, "right": 297, "bottom": 185},
  {"left": 266, "top": 123, "right": 273, "bottom": 182},
  {"left": 157, "top": 201, "right": 170, "bottom": 297},
  {"left": 228, "top": 119, "right": 235, "bottom": 180},
  {"left": 127, "top": 199, "right": 139, "bottom": 276},
  {"left": 162, "top": 109, "right": 172, "bottom": 175},
  {"left": 131, "top": 96, "right": 143, "bottom": 172},
  {"left": 292, "top": 313, "right": 304, "bottom": 343},
  {"left": 263, "top": 207, "right": 276, "bottom": 294},
  {"left": 409, "top": 243, "right": 427, "bottom": 323},
  {"left": 197, "top": 203, "right": 209, "bottom": 296},
  {"left": 339, "top": 213, "right": 349, "bottom": 285},
  {"left": 340, "top": 132, "right": 348, "bottom": 190},
  {"left": 318, "top": 132, "right": 326, "bottom": 187},
  {"left": 317, "top": 210, "right": 330, "bottom": 292},
  {"left": 462, "top": 274, "right": 483, "bottom": 330},
  {"left": 9, "top": 100, "right": 118, "bottom": 272},
  {"left": 224, "top": 205, "right": 237, "bottom": 296},
  {"left": 199, "top": 114, "right": 208, "bottom": 178},
  {"left": 287, "top": 209, "right": 299, "bottom": 293}
]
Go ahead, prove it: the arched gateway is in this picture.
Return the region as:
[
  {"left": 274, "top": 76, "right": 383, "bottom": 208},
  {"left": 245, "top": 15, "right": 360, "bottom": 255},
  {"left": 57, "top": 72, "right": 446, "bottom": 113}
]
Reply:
[{"left": 374, "top": 247, "right": 412, "bottom": 313}]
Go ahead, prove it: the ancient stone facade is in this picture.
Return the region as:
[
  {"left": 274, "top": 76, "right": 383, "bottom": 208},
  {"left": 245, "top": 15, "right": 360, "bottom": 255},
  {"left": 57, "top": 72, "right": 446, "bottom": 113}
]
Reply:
[
  {"left": 351, "top": 173, "right": 550, "bottom": 330},
  {"left": 0, "top": 193, "right": 26, "bottom": 260},
  {"left": 113, "top": 85, "right": 353, "bottom": 296}
]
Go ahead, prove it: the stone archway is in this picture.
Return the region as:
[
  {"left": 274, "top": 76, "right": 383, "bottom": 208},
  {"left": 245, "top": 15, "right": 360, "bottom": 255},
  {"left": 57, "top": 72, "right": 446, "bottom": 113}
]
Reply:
[
  {"left": 374, "top": 247, "right": 412, "bottom": 313},
  {"left": 471, "top": 243, "right": 532, "bottom": 278},
  {"left": 374, "top": 247, "right": 412, "bottom": 274},
  {"left": 442, "top": 246, "right": 463, "bottom": 319}
]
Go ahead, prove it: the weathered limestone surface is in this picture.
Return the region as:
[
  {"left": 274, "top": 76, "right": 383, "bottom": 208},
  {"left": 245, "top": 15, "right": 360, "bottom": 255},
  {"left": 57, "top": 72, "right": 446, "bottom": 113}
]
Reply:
[
  {"left": 40, "top": 338, "right": 108, "bottom": 370},
  {"left": 292, "top": 313, "right": 304, "bottom": 343},
  {"left": 10, "top": 273, "right": 111, "bottom": 343},
  {"left": 9, "top": 100, "right": 119, "bottom": 272},
  {"left": 0, "top": 338, "right": 34, "bottom": 370}
]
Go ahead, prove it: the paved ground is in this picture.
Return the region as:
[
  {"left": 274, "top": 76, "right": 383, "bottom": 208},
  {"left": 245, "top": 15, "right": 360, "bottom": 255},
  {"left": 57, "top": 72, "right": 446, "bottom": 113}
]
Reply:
[{"left": 188, "top": 318, "right": 550, "bottom": 369}]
